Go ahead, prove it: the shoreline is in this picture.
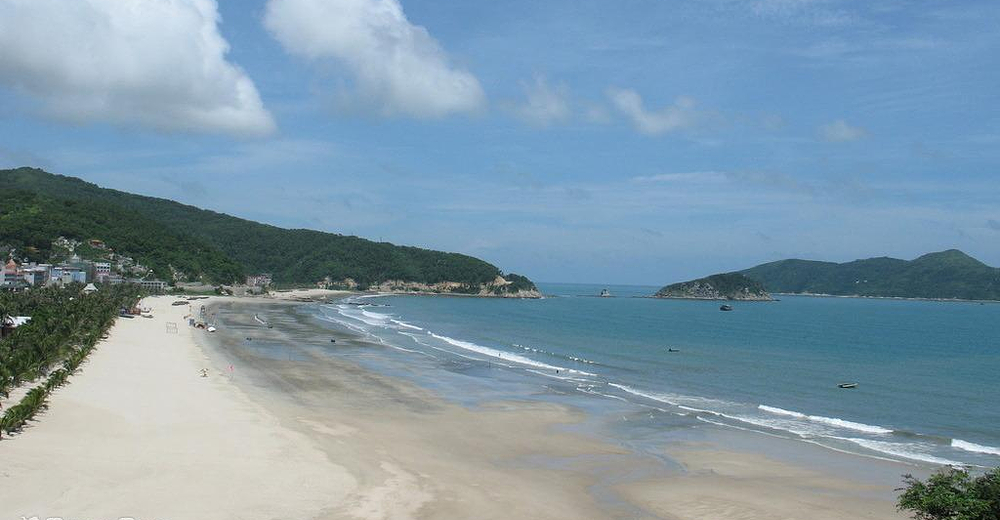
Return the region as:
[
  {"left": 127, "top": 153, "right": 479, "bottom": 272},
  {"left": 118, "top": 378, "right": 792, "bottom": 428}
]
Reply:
[
  {"left": 203, "top": 298, "right": 910, "bottom": 519},
  {"left": 1, "top": 295, "right": 911, "bottom": 519},
  {"left": 771, "top": 292, "right": 1000, "bottom": 303}
]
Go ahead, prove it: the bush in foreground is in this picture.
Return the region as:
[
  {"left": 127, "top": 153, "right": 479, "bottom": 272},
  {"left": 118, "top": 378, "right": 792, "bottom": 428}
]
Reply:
[{"left": 898, "top": 467, "right": 1000, "bottom": 520}]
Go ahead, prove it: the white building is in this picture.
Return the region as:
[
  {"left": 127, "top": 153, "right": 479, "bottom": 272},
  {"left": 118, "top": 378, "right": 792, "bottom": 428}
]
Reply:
[
  {"left": 129, "top": 279, "right": 168, "bottom": 292},
  {"left": 94, "top": 261, "right": 112, "bottom": 282}
]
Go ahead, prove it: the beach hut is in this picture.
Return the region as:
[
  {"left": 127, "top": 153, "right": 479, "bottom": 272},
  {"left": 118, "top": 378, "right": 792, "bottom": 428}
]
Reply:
[{"left": 1, "top": 316, "right": 31, "bottom": 338}]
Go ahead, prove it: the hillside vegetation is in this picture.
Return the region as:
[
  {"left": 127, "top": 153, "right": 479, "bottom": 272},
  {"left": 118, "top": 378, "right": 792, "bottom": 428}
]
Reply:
[
  {"left": 0, "top": 189, "right": 244, "bottom": 283},
  {"left": 655, "top": 272, "right": 772, "bottom": 300},
  {"left": 740, "top": 250, "right": 1000, "bottom": 300},
  {"left": 0, "top": 168, "right": 537, "bottom": 294}
]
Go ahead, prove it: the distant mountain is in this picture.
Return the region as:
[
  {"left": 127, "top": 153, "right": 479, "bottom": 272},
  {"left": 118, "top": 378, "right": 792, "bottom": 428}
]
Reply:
[
  {"left": 740, "top": 250, "right": 1000, "bottom": 300},
  {"left": 655, "top": 273, "right": 772, "bottom": 301},
  {"left": 0, "top": 167, "right": 538, "bottom": 296}
]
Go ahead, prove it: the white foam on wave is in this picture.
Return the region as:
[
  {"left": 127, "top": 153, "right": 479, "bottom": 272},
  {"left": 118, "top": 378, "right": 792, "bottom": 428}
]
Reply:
[
  {"left": 390, "top": 319, "right": 423, "bottom": 331},
  {"left": 334, "top": 307, "right": 389, "bottom": 328},
  {"left": 609, "top": 384, "right": 734, "bottom": 412},
  {"left": 609, "top": 387, "right": 831, "bottom": 438},
  {"left": 758, "top": 405, "right": 892, "bottom": 434},
  {"left": 609, "top": 383, "right": 680, "bottom": 406},
  {"left": 526, "top": 369, "right": 592, "bottom": 382},
  {"left": 514, "top": 344, "right": 599, "bottom": 366},
  {"left": 837, "top": 437, "right": 964, "bottom": 467},
  {"left": 361, "top": 309, "right": 390, "bottom": 321},
  {"left": 758, "top": 405, "right": 806, "bottom": 418},
  {"left": 952, "top": 439, "right": 1000, "bottom": 456},
  {"left": 427, "top": 332, "right": 596, "bottom": 376},
  {"left": 577, "top": 386, "right": 630, "bottom": 402}
]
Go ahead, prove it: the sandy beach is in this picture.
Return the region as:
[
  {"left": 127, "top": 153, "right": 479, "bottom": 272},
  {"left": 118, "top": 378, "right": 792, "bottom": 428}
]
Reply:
[
  {"left": 1, "top": 296, "right": 354, "bottom": 519},
  {"left": 1, "top": 295, "right": 909, "bottom": 520}
]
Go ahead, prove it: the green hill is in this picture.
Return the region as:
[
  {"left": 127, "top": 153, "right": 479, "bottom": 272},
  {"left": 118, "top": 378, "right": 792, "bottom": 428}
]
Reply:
[
  {"left": 740, "top": 250, "right": 1000, "bottom": 300},
  {"left": 655, "top": 272, "right": 772, "bottom": 300},
  {"left": 0, "top": 167, "right": 538, "bottom": 295}
]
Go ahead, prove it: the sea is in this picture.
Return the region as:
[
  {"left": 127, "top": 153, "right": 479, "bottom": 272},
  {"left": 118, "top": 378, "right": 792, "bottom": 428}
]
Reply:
[{"left": 308, "top": 282, "right": 1000, "bottom": 469}]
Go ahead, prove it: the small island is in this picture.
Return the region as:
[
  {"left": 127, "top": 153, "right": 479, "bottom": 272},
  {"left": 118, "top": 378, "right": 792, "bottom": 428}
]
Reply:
[{"left": 655, "top": 273, "right": 773, "bottom": 301}]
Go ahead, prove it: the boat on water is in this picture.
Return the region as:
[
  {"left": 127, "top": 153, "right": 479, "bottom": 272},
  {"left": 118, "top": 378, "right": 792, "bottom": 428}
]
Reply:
[
  {"left": 719, "top": 304, "right": 733, "bottom": 311},
  {"left": 838, "top": 382, "right": 858, "bottom": 389},
  {"left": 667, "top": 348, "right": 680, "bottom": 353}
]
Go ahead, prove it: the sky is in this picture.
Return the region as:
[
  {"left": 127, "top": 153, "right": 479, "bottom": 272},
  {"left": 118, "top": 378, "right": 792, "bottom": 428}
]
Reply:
[{"left": 0, "top": 0, "right": 998, "bottom": 285}]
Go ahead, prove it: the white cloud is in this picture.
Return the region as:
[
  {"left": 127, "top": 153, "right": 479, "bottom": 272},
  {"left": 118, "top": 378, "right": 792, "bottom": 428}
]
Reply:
[
  {"left": 264, "top": 0, "right": 485, "bottom": 118},
  {"left": 607, "top": 88, "right": 700, "bottom": 135},
  {"left": 0, "top": 0, "right": 274, "bottom": 137},
  {"left": 818, "top": 119, "right": 868, "bottom": 142},
  {"left": 512, "top": 76, "right": 570, "bottom": 127}
]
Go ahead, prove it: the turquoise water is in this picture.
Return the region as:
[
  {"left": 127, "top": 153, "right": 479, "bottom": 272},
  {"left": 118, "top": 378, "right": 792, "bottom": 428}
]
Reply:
[{"left": 314, "top": 283, "right": 1000, "bottom": 468}]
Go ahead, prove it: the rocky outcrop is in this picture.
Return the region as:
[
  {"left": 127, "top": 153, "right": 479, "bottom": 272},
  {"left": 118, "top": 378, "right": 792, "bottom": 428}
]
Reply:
[
  {"left": 328, "top": 276, "right": 542, "bottom": 298},
  {"left": 655, "top": 273, "right": 772, "bottom": 301}
]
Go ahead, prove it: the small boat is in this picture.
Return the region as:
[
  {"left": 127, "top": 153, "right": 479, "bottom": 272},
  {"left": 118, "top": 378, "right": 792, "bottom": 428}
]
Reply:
[
  {"left": 667, "top": 348, "right": 680, "bottom": 353},
  {"left": 838, "top": 382, "right": 858, "bottom": 389},
  {"left": 719, "top": 305, "right": 733, "bottom": 311},
  {"left": 600, "top": 289, "right": 611, "bottom": 297},
  {"left": 330, "top": 339, "right": 337, "bottom": 343},
  {"left": 207, "top": 326, "right": 217, "bottom": 333}
]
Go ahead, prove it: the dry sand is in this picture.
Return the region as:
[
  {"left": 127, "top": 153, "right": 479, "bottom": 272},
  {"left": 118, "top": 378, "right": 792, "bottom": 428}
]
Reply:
[
  {"left": 1, "top": 296, "right": 909, "bottom": 520},
  {"left": 1, "top": 296, "right": 354, "bottom": 519}
]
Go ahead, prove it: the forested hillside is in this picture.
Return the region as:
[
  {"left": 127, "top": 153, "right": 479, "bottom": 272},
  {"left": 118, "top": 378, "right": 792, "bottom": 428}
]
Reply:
[
  {"left": 0, "top": 167, "right": 536, "bottom": 293},
  {"left": 0, "top": 189, "right": 243, "bottom": 283},
  {"left": 741, "top": 250, "right": 1000, "bottom": 300}
]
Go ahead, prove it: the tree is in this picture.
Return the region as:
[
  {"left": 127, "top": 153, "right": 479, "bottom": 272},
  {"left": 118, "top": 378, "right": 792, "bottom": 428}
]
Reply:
[{"left": 897, "top": 467, "right": 1000, "bottom": 520}]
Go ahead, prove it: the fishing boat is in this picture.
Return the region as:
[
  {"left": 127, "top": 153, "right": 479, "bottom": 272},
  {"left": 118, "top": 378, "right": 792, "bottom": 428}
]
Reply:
[
  {"left": 719, "top": 304, "right": 733, "bottom": 311},
  {"left": 838, "top": 382, "right": 858, "bottom": 389}
]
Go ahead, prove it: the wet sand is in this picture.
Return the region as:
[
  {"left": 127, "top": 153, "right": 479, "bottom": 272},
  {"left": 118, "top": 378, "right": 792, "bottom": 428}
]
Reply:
[{"left": 197, "top": 298, "right": 909, "bottom": 520}]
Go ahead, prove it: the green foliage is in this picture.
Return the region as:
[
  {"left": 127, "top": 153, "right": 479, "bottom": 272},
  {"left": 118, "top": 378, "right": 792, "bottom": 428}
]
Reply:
[
  {"left": 741, "top": 250, "right": 1000, "bottom": 300},
  {"left": 656, "top": 272, "right": 770, "bottom": 299},
  {"left": 0, "top": 284, "right": 140, "bottom": 436},
  {"left": 897, "top": 468, "right": 1000, "bottom": 520},
  {"left": 0, "top": 167, "right": 537, "bottom": 294},
  {"left": 502, "top": 273, "right": 536, "bottom": 293},
  {"left": 0, "top": 188, "right": 244, "bottom": 283}
]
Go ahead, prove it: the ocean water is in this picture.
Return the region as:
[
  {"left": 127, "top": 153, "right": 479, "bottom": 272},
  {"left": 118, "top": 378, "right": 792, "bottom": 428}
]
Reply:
[{"left": 310, "top": 283, "right": 1000, "bottom": 468}]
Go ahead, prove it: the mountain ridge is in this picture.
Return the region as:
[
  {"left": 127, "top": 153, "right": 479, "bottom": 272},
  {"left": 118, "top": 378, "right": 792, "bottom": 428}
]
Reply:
[
  {"left": 0, "top": 167, "right": 538, "bottom": 296},
  {"left": 739, "top": 249, "right": 1000, "bottom": 301}
]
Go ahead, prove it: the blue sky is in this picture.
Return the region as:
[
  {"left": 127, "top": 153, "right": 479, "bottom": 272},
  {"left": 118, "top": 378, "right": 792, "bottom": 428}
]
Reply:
[{"left": 1, "top": 0, "right": 998, "bottom": 284}]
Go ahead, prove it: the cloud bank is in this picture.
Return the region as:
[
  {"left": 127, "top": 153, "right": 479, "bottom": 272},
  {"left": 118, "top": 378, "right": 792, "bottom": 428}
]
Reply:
[
  {"left": 0, "top": 0, "right": 274, "bottom": 136},
  {"left": 264, "top": 0, "right": 485, "bottom": 118}
]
